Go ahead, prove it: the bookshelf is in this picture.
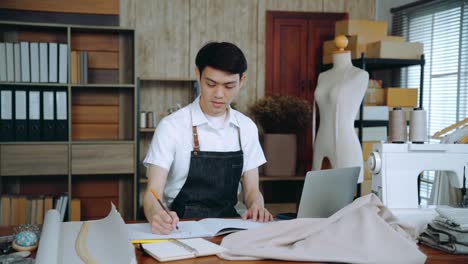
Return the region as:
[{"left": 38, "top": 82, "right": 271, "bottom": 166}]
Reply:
[
  {"left": 0, "top": 20, "right": 137, "bottom": 224},
  {"left": 136, "top": 77, "right": 197, "bottom": 218}
]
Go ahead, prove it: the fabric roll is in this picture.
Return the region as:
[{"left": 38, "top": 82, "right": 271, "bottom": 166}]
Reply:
[
  {"left": 410, "top": 108, "right": 427, "bottom": 143},
  {"left": 140, "top": 112, "right": 147, "bottom": 128},
  {"left": 146, "top": 111, "right": 155, "bottom": 128},
  {"left": 389, "top": 107, "right": 407, "bottom": 143}
]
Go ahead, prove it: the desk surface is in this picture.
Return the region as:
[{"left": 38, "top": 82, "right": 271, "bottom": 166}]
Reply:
[
  {"left": 2, "top": 226, "right": 468, "bottom": 263},
  {"left": 135, "top": 235, "right": 468, "bottom": 264}
]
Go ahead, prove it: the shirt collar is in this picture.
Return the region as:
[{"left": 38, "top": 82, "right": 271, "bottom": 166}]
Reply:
[{"left": 190, "top": 96, "right": 239, "bottom": 128}]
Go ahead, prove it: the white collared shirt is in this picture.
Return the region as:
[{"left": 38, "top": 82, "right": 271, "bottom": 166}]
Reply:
[{"left": 143, "top": 97, "right": 266, "bottom": 208}]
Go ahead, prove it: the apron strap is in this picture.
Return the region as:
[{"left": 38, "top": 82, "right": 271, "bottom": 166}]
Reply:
[{"left": 192, "top": 126, "right": 200, "bottom": 152}]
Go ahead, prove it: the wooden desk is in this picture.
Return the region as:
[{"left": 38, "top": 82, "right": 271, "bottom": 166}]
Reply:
[
  {"left": 2, "top": 226, "right": 468, "bottom": 263},
  {"left": 135, "top": 235, "right": 468, "bottom": 264}
]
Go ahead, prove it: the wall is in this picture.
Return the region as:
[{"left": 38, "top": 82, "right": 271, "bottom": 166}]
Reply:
[{"left": 121, "top": 0, "right": 375, "bottom": 114}]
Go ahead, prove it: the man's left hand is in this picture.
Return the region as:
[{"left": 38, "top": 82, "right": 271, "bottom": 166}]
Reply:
[{"left": 242, "top": 205, "right": 273, "bottom": 222}]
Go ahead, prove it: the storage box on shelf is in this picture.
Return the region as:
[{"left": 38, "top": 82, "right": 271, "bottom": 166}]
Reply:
[{"left": 0, "top": 20, "right": 137, "bottom": 221}]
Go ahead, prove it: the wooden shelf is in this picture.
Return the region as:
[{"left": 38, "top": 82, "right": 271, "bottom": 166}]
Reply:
[
  {"left": 0, "top": 141, "right": 68, "bottom": 145},
  {"left": 140, "top": 128, "right": 156, "bottom": 133},
  {"left": 71, "top": 140, "right": 135, "bottom": 145},
  {"left": 0, "top": 82, "right": 68, "bottom": 87},
  {"left": 71, "top": 84, "right": 135, "bottom": 88},
  {"left": 139, "top": 77, "right": 196, "bottom": 82},
  {"left": 0, "top": 20, "right": 137, "bottom": 221},
  {"left": 0, "top": 20, "right": 134, "bottom": 31}
]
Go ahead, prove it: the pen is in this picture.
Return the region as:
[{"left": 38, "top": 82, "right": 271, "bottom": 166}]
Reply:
[{"left": 150, "top": 189, "right": 179, "bottom": 230}]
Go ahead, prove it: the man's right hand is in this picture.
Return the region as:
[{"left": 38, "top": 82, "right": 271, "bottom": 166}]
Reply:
[{"left": 149, "top": 210, "right": 180, "bottom": 234}]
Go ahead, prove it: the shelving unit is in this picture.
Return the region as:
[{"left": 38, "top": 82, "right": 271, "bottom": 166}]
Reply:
[{"left": 0, "top": 20, "right": 137, "bottom": 222}]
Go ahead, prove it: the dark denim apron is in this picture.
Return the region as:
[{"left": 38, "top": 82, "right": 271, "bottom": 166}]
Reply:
[{"left": 171, "top": 123, "right": 243, "bottom": 218}]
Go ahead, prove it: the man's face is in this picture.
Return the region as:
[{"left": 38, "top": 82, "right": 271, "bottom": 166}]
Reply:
[{"left": 197, "top": 66, "right": 246, "bottom": 116}]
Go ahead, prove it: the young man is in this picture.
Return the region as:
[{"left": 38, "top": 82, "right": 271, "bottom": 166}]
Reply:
[{"left": 143, "top": 42, "right": 272, "bottom": 234}]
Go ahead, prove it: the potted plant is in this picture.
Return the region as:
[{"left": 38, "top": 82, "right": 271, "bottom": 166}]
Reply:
[{"left": 250, "top": 96, "right": 312, "bottom": 176}]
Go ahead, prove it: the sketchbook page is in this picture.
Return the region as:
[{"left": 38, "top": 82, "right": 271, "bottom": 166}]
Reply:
[
  {"left": 142, "top": 241, "right": 195, "bottom": 262},
  {"left": 57, "top": 221, "right": 84, "bottom": 263},
  {"left": 35, "top": 210, "right": 61, "bottom": 264},
  {"left": 142, "top": 238, "right": 226, "bottom": 262},
  {"left": 198, "top": 218, "right": 267, "bottom": 236},
  {"left": 78, "top": 204, "right": 136, "bottom": 264},
  {"left": 127, "top": 221, "right": 212, "bottom": 240},
  {"left": 182, "top": 238, "right": 227, "bottom": 257},
  {"left": 55, "top": 204, "right": 136, "bottom": 264}
]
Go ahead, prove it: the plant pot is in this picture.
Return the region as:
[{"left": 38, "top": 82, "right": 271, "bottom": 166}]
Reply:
[{"left": 263, "top": 134, "right": 296, "bottom": 177}]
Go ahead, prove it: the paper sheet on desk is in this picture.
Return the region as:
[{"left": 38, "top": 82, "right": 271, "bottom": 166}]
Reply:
[
  {"left": 35, "top": 204, "right": 136, "bottom": 264},
  {"left": 127, "top": 218, "right": 266, "bottom": 240}
]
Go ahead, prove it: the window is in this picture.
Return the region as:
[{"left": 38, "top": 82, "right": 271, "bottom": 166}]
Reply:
[{"left": 392, "top": 0, "right": 468, "bottom": 205}]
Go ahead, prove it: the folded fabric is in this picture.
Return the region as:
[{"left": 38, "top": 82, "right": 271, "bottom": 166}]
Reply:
[
  {"left": 218, "top": 194, "right": 426, "bottom": 264},
  {"left": 435, "top": 208, "right": 468, "bottom": 229},
  {"left": 422, "top": 222, "right": 468, "bottom": 245},
  {"left": 420, "top": 230, "right": 468, "bottom": 254},
  {"left": 433, "top": 217, "right": 468, "bottom": 235}
]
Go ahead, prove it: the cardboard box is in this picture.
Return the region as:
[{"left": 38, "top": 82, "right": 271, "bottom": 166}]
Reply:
[
  {"left": 356, "top": 106, "right": 389, "bottom": 120},
  {"left": 383, "top": 35, "right": 405, "bottom": 42},
  {"left": 335, "top": 20, "right": 387, "bottom": 44},
  {"left": 386, "top": 88, "right": 418, "bottom": 107},
  {"left": 322, "top": 35, "right": 367, "bottom": 64},
  {"left": 368, "top": 79, "right": 382, "bottom": 89},
  {"left": 367, "top": 41, "right": 423, "bottom": 59},
  {"left": 365, "top": 88, "right": 386, "bottom": 105}
]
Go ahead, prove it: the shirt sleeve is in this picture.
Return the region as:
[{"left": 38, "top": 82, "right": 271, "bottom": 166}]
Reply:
[
  {"left": 241, "top": 118, "right": 266, "bottom": 172},
  {"left": 143, "top": 118, "right": 176, "bottom": 171}
]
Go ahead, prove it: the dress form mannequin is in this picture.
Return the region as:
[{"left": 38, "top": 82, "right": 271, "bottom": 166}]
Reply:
[{"left": 313, "top": 35, "right": 369, "bottom": 182}]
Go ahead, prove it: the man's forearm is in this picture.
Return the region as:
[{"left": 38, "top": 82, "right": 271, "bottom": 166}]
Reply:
[
  {"left": 144, "top": 165, "right": 169, "bottom": 221},
  {"left": 244, "top": 189, "right": 265, "bottom": 209}
]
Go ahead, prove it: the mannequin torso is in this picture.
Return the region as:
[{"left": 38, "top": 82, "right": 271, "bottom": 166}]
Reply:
[{"left": 313, "top": 51, "right": 369, "bottom": 182}]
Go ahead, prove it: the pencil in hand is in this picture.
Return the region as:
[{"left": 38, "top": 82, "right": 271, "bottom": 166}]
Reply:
[{"left": 150, "top": 189, "right": 179, "bottom": 230}]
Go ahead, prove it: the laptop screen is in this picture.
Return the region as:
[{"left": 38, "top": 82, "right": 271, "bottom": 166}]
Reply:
[{"left": 296, "top": 167, "right": 360, "bottom": 218}]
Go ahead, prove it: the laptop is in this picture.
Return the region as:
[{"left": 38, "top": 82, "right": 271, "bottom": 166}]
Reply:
[{"left": 295, "top": 166, "right": 361, "bottom": 218}]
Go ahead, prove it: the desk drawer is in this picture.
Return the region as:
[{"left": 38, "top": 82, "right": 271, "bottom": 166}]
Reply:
[
  {"left": 71, "top": 144, "right": 134, "bottom": 174},
  {"left": 0, "top": 144, "right": 68, "bottom": 176}
]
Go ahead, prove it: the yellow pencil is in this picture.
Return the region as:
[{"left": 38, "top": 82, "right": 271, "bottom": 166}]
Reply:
[
  {"left": 131, "top": 239, "right": 166, "bottom": 244},
  {"left": 150, "top": 189, "right": 179, "bottom": 230}
]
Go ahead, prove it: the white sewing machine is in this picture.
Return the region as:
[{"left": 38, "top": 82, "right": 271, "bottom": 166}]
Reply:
[{"left": 368, "top": 143, "right": 468, "bottom": 208}]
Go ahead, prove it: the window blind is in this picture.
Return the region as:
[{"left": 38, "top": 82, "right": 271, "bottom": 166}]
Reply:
[{"left": 392, "top": 0, "right": 468, "bottom": 205}]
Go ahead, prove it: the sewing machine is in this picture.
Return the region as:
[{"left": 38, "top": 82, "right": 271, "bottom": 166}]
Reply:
[{"left": 368, "top": 143, "right": 468, "bottom": 208}]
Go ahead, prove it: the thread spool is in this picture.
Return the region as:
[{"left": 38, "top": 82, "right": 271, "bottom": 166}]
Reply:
[
  {"left": 140, "top": 111, "right": 147, "bottom": 128},
  {"left": 409, "top": 108, "right": 427, "bottom": 144},
  {"left": 146, "top": 111, "right": 155, "bottom": 128},
  {"left": 389, "top": 107, "right": 407, "bottom": 143}
]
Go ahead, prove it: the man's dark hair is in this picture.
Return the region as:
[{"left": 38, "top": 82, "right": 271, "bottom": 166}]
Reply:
[{"left": 195, "top": 42, "right": 247, "bottom": 79}]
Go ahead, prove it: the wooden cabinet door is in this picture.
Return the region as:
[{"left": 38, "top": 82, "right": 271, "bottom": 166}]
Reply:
[
  {"left": 266, "top": 11, "right": 347, "bottom": 174},
  {"left": 0, "top": 144, "right": 68, "bottom": 176},
  {"left": 72, "top": 144, "right": 134, "bottom": 174}
]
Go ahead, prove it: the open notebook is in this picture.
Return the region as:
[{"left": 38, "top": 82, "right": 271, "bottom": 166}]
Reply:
[
  {"left": 127, "top": 218, "right": 266, "bottom": 240},
  {"left": 142, "top": 238, "right": 226, "bottom": 262}
]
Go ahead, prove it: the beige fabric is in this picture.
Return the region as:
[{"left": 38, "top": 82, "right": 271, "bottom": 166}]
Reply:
[{"left": 218, "top": 194, "right": 427, "bottom": 264}]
